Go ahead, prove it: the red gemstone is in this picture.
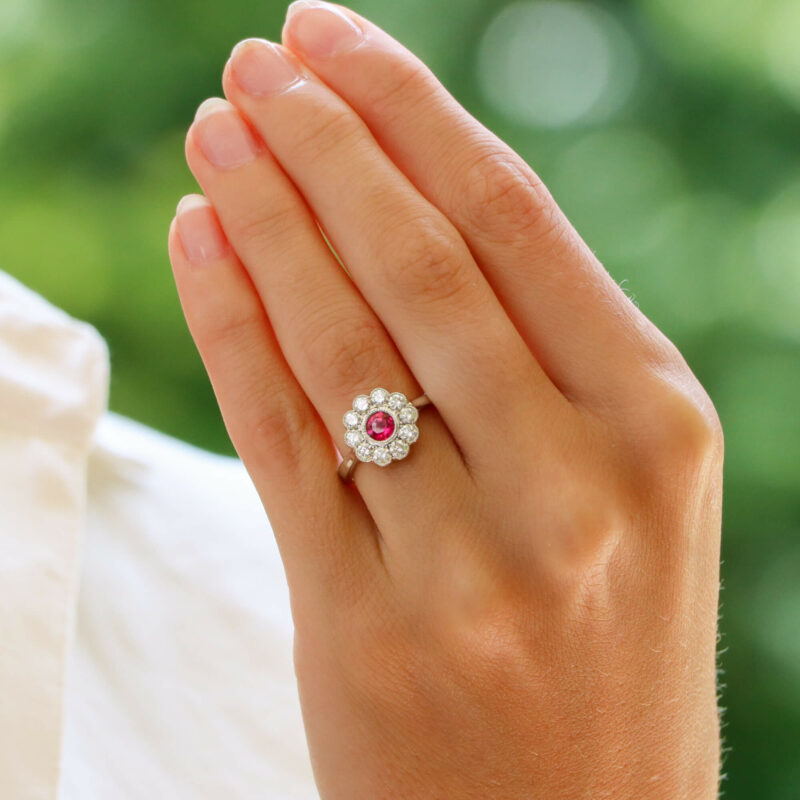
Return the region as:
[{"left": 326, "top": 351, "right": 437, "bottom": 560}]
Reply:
[{"left": 365, "top": 410, "right": 395, "bottom": 441}]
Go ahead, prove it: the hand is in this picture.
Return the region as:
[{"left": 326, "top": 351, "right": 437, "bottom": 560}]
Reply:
[{"left": 167, "top": 2, "right": 723, "bottom": 797}]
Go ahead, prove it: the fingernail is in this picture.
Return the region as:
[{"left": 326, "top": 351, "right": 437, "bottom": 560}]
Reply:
[
  {"left": 194, "top": 97, "right": 228, "bottom": 121},
  {"left": 229, "top": 38, "right": 304, "bottom": 96},
  {"left": 192, "top": 98, "right": 260, "bottom": 170},
  {"left": 285, "top": 1, "right": 364, "bottom": 58},
  {"left": 175, "top": 196, "right": 229, "bottom": 264}
]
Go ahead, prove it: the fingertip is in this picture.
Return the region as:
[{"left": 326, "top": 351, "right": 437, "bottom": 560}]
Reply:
[
  {"left": 174, "top": 194, "right": 230, "bottom": 265},
  {"left": 167, "top": 213, "right": 182, "bottom": 261},
  {"left": 176, "top": 193, "right": 211, "bottom": 216},
  {"left": 184, "top": 120, "right": 198, "bottom": 164},
  {"left": 195, "top": 96, "right": 231, "bottom": 121},
  {"left": 220, "top": 57, "right": 237, "bottom": 103},
  {"left": 282, "top": 0, "right": 365, "bottom": 59}
]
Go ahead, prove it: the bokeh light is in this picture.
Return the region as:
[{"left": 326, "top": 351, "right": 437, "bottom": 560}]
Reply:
[
  {"left": 639, "top": 0, "right": 766, "bottom": 77},
  {"left": 754, "top": 176, "right": 800, "bottom": 340},
  {"left": 477, "top": 0, "right": 637, "bottom": 128},
  {"left": 0, "top": 0, "right": 40, "bottom": 47}
]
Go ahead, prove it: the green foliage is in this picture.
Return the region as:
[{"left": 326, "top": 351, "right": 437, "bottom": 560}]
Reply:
[{"left": 1, "top": 0, "right": 798, "bottom": 794}]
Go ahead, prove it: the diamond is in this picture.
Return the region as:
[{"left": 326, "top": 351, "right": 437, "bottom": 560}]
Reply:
[
  {"left": 399, "top": 404, "right": 418, "bottom": 424},
  {"left": 398, "top": 423, "right": 419, "bottom": 443},
  {"left": 388, "top": 392, "right": 407, "bottom": 410},
  {"left": 343, "top": 411, "right": 359, "bottom": 428},
  {"left": 389, "top": 439, "right": 409, "bottom": 459},
  {"left": 344, "top": 430, "right": 363, "bottom": 448},
  {"left": 365, "top": 410, "right": 395, "bottom": 441},
  {"left": 343, "top": 389, "right": 423, "bottom": 473},
  {"left": 373, "top": 447, "right": 392, "bottom": 466},
  {"left": 355, "top": 443, "right": 373, "bottom": 462}
]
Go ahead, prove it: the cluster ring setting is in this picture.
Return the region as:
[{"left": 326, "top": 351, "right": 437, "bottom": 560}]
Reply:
[{"left": 339, "top": 387, "right": 427, "bottom": 481}]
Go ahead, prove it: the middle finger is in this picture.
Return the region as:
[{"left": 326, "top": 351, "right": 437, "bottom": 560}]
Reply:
[{"left": 222, "top": 39, "right": 570, "bottom": 469}]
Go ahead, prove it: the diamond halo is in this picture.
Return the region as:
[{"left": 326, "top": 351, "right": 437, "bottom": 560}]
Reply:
[{"left": 341, "top": 387, "right": 420, "bottom": 467}]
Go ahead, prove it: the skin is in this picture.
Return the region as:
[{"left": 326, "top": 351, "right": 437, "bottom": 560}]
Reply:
[{"left": 167, "top": 2, "right": 724, "bottom": 797}]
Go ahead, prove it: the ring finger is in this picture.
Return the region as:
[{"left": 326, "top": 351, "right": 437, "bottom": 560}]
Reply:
[{"left": 185, "top": 97, "right": 468, "bottom": 535}]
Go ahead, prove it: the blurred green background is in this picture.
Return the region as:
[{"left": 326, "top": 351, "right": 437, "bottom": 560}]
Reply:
[{"left": 1, "top": 0, "right": 798, "bottom": 795}]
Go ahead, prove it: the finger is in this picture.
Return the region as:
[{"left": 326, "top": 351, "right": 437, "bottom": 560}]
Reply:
[
  {"left": 183, "top": 99, "right": 470, "bottom": 537},
  {"left": 220, "top": 39, "right": 570, "bottom": 469},
  {"left": 168, "top": 194, "right": 379, "bottom": 599},
  {"left": 280, "top": 1, "right": 678, "bottom": 408}
]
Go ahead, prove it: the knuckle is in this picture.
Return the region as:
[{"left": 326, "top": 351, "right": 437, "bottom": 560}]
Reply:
[
  {"left": 362, "top": 58, "right": 437, "bottom": 128},
  {"left": 233, "top": 201, "right": 298, "bottom": 253},
  {"left": 195, "top": 300, "right": 263, "bottom": 359},
  {"left": 457, "top": 615, "right": 530, "bottom": 688},
  {"left": 459, "top": 149, "right": 564, "bottom": 246},
  {"left": 633, "top": 358, "right": 724, "bottom": 475},
  {"left": 650, "top": 380, "right": 723, "bottom": 466},
  {"left": 301, "top": 306, "right": 390, "bottom": 396},
  {"left": 293, "top": 104, "right": 363, "bottom": 162},
  {"left": 188, "top": 306, "right": 316, "bottom": 475},
  {"left": 562, "top": 491, "right": 624, "bottom": 553},
  {"left": 388, "top": 220, "right": 469, "bottom": 308},
  {"left": 535, "top": 481, "right": 626, "bottom": 571},
  {"left": 427, "top": 588, "right": 534, "bottom": 696},
  {"left": 247, "top": 384, "right": 316, "bottom": 474}
]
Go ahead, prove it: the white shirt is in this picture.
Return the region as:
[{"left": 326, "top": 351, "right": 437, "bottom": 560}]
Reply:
[{"left": 0, "top": 270, "right": 317, "bottom": 800}]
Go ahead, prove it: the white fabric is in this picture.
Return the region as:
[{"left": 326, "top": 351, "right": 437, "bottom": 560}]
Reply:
[{"left": 0, "top": 271, "right": 317, "bottom": 800}]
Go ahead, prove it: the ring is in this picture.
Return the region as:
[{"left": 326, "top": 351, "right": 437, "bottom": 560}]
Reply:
[{"left": 338, "top": 388, "right": 431, "bottom": 482}]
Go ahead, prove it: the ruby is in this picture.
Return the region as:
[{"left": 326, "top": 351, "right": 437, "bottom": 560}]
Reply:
[{"left": 365, "top": 410, "right": 395, "bottom": 441}]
